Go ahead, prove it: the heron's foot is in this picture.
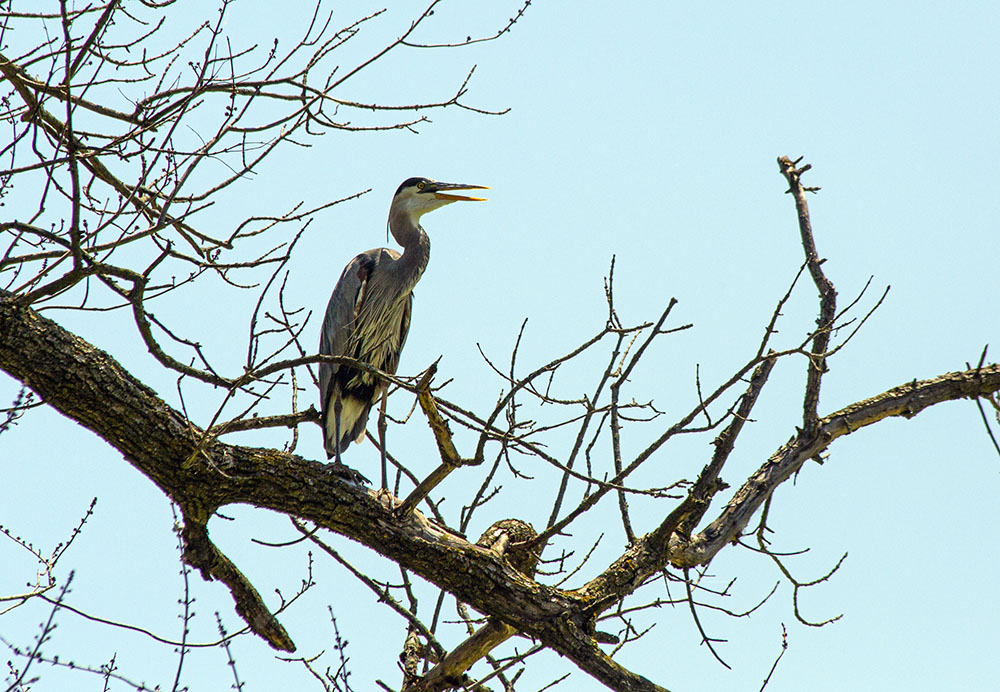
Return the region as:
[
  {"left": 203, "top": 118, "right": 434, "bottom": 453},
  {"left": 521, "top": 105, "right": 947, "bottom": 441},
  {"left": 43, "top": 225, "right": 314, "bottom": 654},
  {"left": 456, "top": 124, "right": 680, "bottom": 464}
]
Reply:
[
  {"left": 324, "top": 460, "right": 370, "bottom": 485},
  {"left": 373, "top": 486, "right": 399, "bottom": 510}
]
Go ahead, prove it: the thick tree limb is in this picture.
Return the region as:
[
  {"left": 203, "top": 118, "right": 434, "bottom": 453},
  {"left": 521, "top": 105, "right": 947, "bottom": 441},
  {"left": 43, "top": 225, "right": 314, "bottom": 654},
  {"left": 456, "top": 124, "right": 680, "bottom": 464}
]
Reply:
[
  {"left": 407, "top": 519, "right": 541, "bottom": 691},
  {"left": 2, "top": 290, "right": 997, "bottom": 691},
  {"left": 0, "top": 292, "right": 659, "bottom": 691}
]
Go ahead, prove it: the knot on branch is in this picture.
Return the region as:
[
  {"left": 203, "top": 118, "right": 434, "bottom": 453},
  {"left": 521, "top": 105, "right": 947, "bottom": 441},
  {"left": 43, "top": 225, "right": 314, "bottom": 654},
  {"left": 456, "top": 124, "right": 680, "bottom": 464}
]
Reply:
[{"left": 476, "top": 518, "right": 541, "bottom": 578}]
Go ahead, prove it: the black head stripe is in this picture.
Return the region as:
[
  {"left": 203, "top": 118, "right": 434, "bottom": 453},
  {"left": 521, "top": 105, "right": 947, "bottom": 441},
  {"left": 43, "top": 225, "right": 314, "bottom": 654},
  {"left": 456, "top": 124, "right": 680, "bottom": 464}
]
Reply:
[{"left": 396, "top": 177, "right": 431, "bottom": 195}]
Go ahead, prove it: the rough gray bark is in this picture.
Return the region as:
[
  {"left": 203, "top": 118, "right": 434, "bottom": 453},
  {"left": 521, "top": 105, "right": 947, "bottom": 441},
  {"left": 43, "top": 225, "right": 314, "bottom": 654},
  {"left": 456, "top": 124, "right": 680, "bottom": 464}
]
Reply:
[{"left": 3, "top": 288, "right": 999, "bottom": 691}]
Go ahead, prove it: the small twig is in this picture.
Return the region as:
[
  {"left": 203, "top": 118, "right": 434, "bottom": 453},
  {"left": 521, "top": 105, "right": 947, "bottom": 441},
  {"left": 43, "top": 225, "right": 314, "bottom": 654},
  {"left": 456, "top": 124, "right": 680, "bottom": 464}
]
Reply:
[
  {"left": 215, "top": 613, "right": 245, "bottom": 692},
  {"left": 969, "top": 345, "right": 1000, "bottom": 459},
  {"left": 290, "top": 518, "right": 444, "bottom": 661},
  {"left": 758, "top": 624, "right": 788, "bottom": 692},
  {"left": 682, "top": 568, "right": 731, "bottom": 669}
]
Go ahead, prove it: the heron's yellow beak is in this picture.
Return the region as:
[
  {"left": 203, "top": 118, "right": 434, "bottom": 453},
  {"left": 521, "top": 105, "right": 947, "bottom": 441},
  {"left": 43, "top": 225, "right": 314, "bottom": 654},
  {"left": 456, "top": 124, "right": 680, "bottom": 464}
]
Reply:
[{"left": 431, "top": 182, "right": 489, "bottom": 202}]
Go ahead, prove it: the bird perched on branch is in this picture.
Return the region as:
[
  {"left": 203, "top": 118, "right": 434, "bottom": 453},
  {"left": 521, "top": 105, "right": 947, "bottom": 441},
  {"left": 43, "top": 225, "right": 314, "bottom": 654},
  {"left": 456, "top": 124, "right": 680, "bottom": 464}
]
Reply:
[{"left": 319, "top": 177, "right": 488, "bottom": 485}]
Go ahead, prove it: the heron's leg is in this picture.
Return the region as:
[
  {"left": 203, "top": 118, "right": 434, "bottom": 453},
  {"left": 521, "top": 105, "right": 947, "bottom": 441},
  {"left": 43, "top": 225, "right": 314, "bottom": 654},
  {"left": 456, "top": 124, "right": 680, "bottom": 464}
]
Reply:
[
  {"left": 333, "top": 393, "right": 344, "bottom": 466},
  {"left": 378, "top": 389, "right": 388, "bottom": 490}
]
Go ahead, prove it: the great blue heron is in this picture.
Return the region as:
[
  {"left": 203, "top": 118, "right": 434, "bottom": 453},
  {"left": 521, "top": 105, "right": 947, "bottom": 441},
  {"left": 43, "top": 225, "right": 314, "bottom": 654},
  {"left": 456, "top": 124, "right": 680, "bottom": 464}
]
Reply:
[{"left": 319, "top": 177, "right": 488, "bottom": 484}]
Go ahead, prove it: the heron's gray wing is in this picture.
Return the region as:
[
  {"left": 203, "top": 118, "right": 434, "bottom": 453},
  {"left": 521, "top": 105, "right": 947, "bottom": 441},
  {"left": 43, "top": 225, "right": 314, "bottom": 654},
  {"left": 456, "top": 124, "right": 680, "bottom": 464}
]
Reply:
[
  {"left": 381, "top": 291, "right": 413, "bottom": 377},
  {"left": 319, "top": 251, "right": 377, "bottom": 432}
]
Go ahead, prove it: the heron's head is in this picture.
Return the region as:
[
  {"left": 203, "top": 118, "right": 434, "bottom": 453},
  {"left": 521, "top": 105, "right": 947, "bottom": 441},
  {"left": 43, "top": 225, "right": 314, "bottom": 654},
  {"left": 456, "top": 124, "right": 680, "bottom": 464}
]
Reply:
[{"left": 391, "top": 177, "right": 488, "bottom": 222}]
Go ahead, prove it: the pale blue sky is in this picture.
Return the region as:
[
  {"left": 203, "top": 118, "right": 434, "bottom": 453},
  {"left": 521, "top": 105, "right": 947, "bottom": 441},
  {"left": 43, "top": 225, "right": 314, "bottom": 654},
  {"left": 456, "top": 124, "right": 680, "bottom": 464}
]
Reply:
[{"left": 3, "top": 2, "right": 999, "bottom": 691}]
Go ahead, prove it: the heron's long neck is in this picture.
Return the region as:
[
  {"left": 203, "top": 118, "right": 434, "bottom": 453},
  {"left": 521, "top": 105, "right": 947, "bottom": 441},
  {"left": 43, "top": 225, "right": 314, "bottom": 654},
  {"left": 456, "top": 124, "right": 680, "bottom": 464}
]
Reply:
[{"left": 388, "top": 208, "right": 430, "bottom": 293}]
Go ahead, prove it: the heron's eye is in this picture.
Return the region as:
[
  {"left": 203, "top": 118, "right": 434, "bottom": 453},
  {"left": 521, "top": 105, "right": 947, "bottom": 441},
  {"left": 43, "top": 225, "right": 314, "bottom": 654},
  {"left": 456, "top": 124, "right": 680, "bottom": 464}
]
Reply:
[{"left": 417, "top": 182, "right": 425, "bottom": 190}]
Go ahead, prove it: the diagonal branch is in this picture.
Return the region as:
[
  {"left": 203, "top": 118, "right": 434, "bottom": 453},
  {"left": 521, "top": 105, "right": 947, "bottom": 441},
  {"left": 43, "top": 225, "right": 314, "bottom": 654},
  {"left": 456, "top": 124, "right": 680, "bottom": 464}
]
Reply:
[
  {"left": 669, "top": 363, "right": 1000, "bottom": 568},
  {"left": 181, "top": 518, "right": 295, "bottom": 651},
  {"left": 574, "top": 354, "right": 777, "bottom": 615},
  {"left": 778, "top": 156, "right": 837, "bottom": 433},
  {"left": 397, "top": 361, "right": 476, "bottom": 517}
]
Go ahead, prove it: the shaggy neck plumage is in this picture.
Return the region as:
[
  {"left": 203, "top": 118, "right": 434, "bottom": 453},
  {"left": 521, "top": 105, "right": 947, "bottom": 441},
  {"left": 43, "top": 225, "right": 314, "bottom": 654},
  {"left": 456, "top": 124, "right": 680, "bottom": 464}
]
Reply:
[{"left": 388, "top": 206, "right": 431, "bottom": 293}]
